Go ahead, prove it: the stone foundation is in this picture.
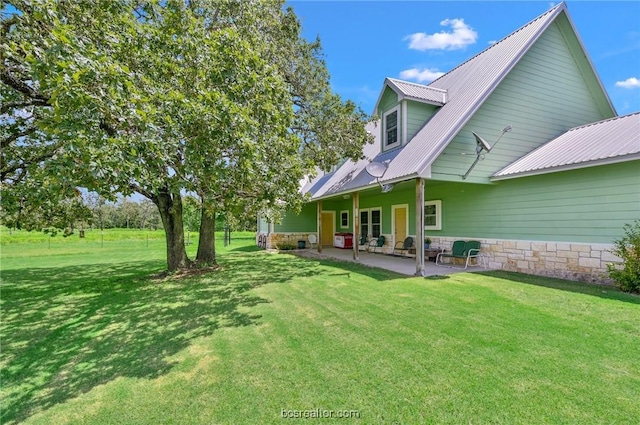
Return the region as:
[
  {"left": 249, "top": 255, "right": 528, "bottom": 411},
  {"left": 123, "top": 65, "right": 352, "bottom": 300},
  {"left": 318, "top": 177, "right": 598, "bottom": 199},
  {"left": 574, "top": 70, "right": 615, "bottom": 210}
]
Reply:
[
  {"left": 258, "top": 232, "right": 620, "bottom": 283},
  {"left": 257, "top": 232, "right": 317, "bottom": 250},
  {"left": 430, "top": 236, "right": 620, "bottom": 284}
]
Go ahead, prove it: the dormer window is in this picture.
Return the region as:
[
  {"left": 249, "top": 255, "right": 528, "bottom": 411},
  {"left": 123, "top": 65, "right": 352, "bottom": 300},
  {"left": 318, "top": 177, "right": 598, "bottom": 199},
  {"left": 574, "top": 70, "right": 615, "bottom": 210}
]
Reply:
[{"left": 383, "top": 106, "right": 400, "bottom": 149}]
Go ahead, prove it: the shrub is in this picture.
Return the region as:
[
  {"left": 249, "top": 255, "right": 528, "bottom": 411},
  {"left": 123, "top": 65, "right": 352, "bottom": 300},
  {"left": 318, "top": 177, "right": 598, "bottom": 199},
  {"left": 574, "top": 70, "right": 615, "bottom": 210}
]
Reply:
[
  {"left": 607, "top": 220, "right": 640, "bottom": 293},
  {"left": 275, "top": 243, "right": 297, "bottom": 251}
]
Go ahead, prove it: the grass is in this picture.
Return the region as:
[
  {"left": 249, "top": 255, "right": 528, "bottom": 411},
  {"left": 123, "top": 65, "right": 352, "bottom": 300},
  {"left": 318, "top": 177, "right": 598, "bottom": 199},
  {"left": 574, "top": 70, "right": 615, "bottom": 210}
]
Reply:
[{"left": 1, "top": 229, "right": 639, "bottom": 424}]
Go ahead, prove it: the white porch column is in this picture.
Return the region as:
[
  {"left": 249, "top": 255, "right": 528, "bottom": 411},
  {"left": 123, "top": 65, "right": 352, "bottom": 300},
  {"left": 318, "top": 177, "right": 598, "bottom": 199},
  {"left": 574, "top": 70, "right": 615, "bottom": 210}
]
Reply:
[
  {"left": 415, "top": 178, "right": 425, "bottom": 276},
  {"left": 352, "top": 192, "right": 359, "bottom": 260},
  {"left": 317, "top": 200, "right": 323, "bottom": 253}
]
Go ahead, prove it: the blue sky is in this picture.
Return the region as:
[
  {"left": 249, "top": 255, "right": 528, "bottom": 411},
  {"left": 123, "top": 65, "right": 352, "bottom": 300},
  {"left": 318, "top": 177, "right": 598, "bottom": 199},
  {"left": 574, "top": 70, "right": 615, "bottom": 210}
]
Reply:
[{"left": 286, "top": 1, "right": 640, "bottom": 116}]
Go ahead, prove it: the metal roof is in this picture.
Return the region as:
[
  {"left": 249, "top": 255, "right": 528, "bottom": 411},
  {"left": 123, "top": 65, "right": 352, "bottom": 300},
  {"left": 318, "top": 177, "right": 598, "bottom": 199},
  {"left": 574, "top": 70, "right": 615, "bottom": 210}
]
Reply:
[
  {"left": 381, "top": 2, "right": 567, "bottom": 183},
  {"left": 385, "top": 78, "right": 448, "bottom": 105},
  {"left": 493, "top": 112, "right": 640, "bottom": 179},
  {"left": 305, "top": 2, "right": 620, "bottom": 200}
]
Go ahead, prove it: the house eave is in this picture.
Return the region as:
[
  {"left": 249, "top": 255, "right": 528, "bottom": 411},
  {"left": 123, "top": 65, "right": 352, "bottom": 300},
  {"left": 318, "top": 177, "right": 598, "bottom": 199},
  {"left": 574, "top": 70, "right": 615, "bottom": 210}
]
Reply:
[
  {"left": 399, "top": 94, "right": 446, "bottom": 107},
  {"left": 490, "top": 154, "right": 640, "bottom": 181},
  {"left": 309, "top": 170, "right": 431, "bottom": 202}
]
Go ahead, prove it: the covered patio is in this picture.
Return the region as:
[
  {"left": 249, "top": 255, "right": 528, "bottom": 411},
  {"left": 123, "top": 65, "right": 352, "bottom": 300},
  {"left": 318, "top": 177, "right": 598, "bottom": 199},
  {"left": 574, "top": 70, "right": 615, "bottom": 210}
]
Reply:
[{"left": 293, "top": 247, "right": 490, "bottom": 277}]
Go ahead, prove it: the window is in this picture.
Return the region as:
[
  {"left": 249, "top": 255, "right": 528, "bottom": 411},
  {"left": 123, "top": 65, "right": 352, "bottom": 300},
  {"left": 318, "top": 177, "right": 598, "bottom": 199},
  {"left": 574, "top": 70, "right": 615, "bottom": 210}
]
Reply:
[
  {"left": 424, "top": 200, "right": 442, "bottom": 231},
  {"left": 360, "top": 210, "right": 369, "bottom": 238},
  {"left": 383, "top": 107, "right": 400, "bottom": 149},
  {"left": 371, "top": 209, "right": 381, "bottom": 237},
  {"left": 360, "top": 208, "right": 382, "bottom": 238},
  {"left": 340, "top": 210, "right": 349, "bottom": 229}
]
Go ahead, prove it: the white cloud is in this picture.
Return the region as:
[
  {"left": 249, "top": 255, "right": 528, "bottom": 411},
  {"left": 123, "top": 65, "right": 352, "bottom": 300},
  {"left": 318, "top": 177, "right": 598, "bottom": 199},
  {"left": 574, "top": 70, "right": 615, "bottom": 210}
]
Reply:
[
  {"left": 399, "top": 68, "right": 445, "bottom": 83},
  {"left": 615, "top": 77, "right": 640, "bottom": 89},
  {"left": 405, "top": 18, "right": 478, "bottom": 51}
]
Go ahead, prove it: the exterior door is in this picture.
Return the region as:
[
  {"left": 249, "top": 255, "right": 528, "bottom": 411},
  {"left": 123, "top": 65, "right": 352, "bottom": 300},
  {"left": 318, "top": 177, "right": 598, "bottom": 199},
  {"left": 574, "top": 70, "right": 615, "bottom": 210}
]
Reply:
[
  {"left": 393, "top": 205, "right": 408, "bottom": 246},
  {"left": 321, "top": 212, "right": 335, "bottom": 246}
]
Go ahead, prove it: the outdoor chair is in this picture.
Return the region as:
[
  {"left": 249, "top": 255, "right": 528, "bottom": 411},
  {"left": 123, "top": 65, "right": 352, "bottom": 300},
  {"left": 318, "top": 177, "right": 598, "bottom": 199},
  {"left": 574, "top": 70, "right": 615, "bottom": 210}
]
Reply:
[
  {"left": 436, "top": 240, "right": 487, "bottom": 269},
  {"left": 393, "top": 236, "right": 414, "bottom": 258},
  {"left": 367, "top": 235, "right": 386, "bottom": 253},
  {"left": 307, "top": 234, "right": 317, "bottom": 249},
  {"left": 358, "top": 234, "right": 368, "bottom": 251}
]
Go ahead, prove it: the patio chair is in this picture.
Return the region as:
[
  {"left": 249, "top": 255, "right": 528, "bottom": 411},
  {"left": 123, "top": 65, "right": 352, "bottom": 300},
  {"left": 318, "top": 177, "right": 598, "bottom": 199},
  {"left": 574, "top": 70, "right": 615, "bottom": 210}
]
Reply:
[
  {"left": 307, "top": 234, "right": 317, "bottom": 249},
  {"left": 436, "top": 240, "right": 486, "bottom": 269},
  {"left": 358, "top": 234, "right": 368, "bottom": 251},
  {"left": 462, "top": 240, "right": 487, "bottom": 268},
  {"left": 393, "top": 236, "right": 414, "bottom": 257},
  {"left": 367, "top": 235, "right": 386, "bottom": 253}
]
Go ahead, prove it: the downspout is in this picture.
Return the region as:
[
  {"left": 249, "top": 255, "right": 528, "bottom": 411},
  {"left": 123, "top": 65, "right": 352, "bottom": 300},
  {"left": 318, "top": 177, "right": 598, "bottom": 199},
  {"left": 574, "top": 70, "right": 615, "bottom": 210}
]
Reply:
[
  {"left": 353, "top": 192, "right": 359, "bottom": 261},
  {"left": 415, "top": 178, "right": 425, "bottom": 276},
  {"left": 317, "top": 200, "right": 323, "bottom": 253}
]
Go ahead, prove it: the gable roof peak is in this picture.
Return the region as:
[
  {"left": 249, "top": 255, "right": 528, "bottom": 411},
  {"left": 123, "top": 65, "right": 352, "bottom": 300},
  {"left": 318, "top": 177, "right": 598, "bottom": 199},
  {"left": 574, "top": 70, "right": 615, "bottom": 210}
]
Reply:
[
  {"left": 428, "top": 2, "right": 566, "bottom": 88},
  {"left": 374, "top": 77, "right": 448, "bottom": 112}
]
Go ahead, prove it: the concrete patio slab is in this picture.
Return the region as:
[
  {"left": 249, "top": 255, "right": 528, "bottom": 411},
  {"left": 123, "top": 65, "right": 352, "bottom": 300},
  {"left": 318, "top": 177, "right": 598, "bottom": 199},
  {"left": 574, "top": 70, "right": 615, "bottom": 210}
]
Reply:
[{"left": 291, "top": 247, "right": 491, "bottom": 276}]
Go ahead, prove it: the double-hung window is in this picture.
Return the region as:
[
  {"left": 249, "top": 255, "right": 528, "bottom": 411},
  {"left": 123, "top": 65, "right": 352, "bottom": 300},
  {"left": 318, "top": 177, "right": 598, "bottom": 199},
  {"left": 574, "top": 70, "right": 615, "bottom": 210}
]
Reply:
[
  {"left": 424, "top": 200, "right": 442, "bottom": 231},
  {"left": 340, "top": 211, "right": 349, "bottom": 229},
  {"left": 383, "top": 107, "right": 400, "bottom": 149},
  {"left": 360, "top": 208, "right": 382, "bottom": 238}
]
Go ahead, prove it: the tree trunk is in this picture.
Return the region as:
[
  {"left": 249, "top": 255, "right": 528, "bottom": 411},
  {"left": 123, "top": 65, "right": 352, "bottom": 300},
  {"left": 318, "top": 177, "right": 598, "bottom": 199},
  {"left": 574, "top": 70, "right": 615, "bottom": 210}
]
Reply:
[
  {"left": 196, "top": 201, "right": 217, "bottom": 266},
  {"left": 155, "top": 190, "right": 191, "bottom": 272}
]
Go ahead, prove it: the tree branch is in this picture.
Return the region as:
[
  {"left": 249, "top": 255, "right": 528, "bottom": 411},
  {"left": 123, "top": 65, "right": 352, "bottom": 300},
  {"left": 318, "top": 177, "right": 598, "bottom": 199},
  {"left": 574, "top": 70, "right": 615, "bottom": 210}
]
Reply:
[
  {"left": 0, "top": 99, "right": 49, "bottom": 114},
  {"left": 129, "top": 182, "right": 157, "bottom": 204},
  {"left": 0, "top": 68, "right": 50, "bottom": 103},
  {"left": 1, "top": 143, "right": 61, "bottom": 182},
  {"left": 1, "top": 125, "right": 36, "bottom": 149}
]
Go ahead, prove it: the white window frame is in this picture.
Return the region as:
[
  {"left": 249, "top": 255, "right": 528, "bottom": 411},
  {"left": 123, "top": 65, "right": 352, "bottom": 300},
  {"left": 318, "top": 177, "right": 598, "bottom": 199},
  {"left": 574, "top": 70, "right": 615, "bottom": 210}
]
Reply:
[
  {"left": 383, "top": 106, "right": 400, "bottom": 150},
  {"left": 360, "top": 207, "right": 382, "bottom": 238},
  {"left": 424, "top": 200, "right": 442, "bottom": 231},
  {"left": 340, "top": 210, "right": 349, "bottom": 229}
]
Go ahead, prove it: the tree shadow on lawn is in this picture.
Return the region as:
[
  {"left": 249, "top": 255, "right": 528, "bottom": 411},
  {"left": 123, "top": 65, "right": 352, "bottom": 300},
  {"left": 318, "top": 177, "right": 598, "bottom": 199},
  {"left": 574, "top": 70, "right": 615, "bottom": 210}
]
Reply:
[
  {"left": 0, "top": 251, "right": 323, "bottom": 424},
  {"left": 477, "top": 270, "right": 640, "bottom": 305}
]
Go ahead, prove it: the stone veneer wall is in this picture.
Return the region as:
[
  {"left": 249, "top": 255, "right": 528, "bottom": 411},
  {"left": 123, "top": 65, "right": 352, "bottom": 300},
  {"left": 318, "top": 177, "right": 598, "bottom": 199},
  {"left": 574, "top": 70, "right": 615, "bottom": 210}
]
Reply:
[
  {"left": 430, "top": 236, "right": 620, "bottom": 284},
  {"left": 258, "top": 233, "right": 621, "bottom": 284},
  {"left": 257, "top": 232, "right": 317, "bottom": 250},
  {"left": 257, "top": 232, "right": 396, "bottom": 253}
]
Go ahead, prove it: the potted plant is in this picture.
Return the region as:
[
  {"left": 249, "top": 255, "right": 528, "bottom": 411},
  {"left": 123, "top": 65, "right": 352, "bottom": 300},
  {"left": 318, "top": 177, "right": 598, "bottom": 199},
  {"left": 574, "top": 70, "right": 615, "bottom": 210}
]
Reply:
[{"left": 424, "top": 237, "right": 432, "bottom": 249}]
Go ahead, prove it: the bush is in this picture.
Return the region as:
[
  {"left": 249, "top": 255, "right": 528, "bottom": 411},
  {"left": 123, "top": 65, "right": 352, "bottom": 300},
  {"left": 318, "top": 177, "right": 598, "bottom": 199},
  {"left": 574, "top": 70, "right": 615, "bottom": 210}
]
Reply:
[
  {"left": 607, "top": 220, "right": 640, "bottom": 292},
  {"left": 275, "top": 243, "right": 297, "bottom": 251}
]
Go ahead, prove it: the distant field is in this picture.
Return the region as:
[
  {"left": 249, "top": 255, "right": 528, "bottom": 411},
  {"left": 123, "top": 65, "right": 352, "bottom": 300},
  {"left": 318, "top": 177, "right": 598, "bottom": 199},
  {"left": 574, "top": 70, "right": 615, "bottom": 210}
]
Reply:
[
  {"left": 1, "top": 228, "right": 639, "bottom": 425},
  {"left": 1, "top": 227, "right": 168, "bottom": 244}
]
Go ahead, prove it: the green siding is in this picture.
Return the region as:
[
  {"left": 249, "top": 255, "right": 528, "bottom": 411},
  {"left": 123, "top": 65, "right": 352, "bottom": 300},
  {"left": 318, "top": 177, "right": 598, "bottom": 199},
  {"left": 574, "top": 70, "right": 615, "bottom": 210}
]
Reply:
[
  {"left": 274, "top": 202, "right": 317, "bottom": 232},
  {"left": 432, "top": 20, "right": 615, "bottom": 184},
  {"left": 406, "top": 100, "right": 438, "bottom": 141},
  {"left": 424, "top": 161, "right": 640, "bottom": 243},
  {"left": 274, "top": 199, "right": 355, "bottom": 233},
  {"left": 377, "top": 87, "right": 399, "bottom": 116},
  {"left": 322, "top": 199, "right": 352, "bottom": 232},
  {"left": 276, "top": 162, "right": 637, "bottom": 244}
]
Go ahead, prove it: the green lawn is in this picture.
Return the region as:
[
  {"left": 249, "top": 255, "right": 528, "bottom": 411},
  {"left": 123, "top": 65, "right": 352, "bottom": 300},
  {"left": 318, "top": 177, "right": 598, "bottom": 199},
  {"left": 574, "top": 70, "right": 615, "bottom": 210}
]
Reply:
[{"left": 1, "top": 229, "right": 639, "bottom": 424}]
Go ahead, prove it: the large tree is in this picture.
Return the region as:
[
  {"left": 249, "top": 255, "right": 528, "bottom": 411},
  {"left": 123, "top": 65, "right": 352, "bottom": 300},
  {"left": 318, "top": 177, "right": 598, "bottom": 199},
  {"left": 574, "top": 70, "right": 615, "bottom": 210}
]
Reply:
[{"left": 1, "top": 0, "right": 372, "bottom": 271}]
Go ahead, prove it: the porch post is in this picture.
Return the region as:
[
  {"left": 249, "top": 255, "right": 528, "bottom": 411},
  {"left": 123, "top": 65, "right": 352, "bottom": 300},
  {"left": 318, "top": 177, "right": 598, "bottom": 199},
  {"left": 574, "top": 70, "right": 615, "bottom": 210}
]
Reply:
[
  {"left": 317, "top": 200, "right": 323, "bottom": 253},
  {"left": 415, "top": 178, "right": 425, "bottom": 276},
  {"left": 352, "top": 192, "right": 359, "bottom": 260}
]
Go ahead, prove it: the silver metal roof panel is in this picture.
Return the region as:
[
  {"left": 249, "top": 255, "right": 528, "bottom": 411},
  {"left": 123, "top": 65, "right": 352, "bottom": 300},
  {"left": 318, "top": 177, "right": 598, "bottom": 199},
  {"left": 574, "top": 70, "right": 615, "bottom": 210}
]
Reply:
[
  {"left": 493, "top": 112, "right": 640, "bottom": 179},
  {"left": 386, "top": 78, "right": 448, "bottom": 105}
]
